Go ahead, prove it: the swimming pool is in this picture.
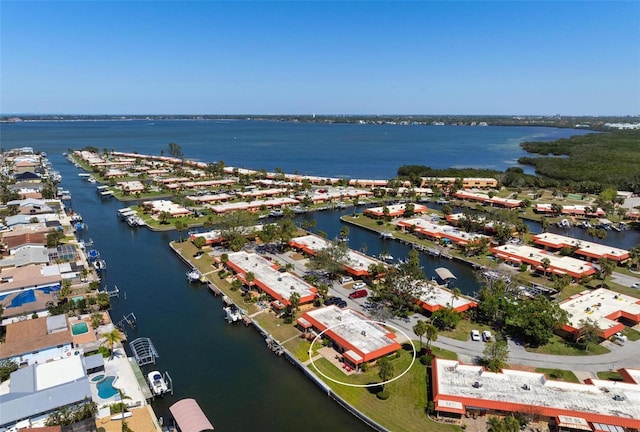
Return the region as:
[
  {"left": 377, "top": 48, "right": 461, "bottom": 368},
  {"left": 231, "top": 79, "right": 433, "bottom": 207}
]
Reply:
[
  {"left": 97, "top": 375, "right": 119, "bottom": 399},
  {"left": 71, "top": 322, "right": 89, "bottom": 335}
]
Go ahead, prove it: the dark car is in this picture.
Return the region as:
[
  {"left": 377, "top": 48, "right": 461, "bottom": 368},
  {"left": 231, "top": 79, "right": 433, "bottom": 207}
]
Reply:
[
  {"left": 325, "top": 296, "right": 343, "bottom": 306},
  {"left": 335, "top": 300, "right": 348, "bottom": 308}
]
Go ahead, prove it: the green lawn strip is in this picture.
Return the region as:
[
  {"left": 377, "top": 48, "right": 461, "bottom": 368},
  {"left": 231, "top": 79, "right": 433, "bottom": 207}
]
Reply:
[
  {"left": 621, "top": 327, "right": 640, "bottom": 341},
  {"left": 525, "top": 334, "right": 610, "bottom": 356},
  {"left": 597, "top": 371, "right": 624, "bottom": 381},
  {"left": 311, "top": 353, "right": 458, "bottom": 432},
  {"left": 430, "top": 346, "right": 458, "bottom": 360},
  {"left": 534, "top": 368, "right": 580, "bottom": 383}
]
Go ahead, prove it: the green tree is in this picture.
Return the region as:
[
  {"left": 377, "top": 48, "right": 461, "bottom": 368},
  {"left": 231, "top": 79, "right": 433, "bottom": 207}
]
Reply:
[
  {"left": 576, "top": 318, "right": 601, "bottom": 352},
  {"left": 174, "top": 219, "right": 186, "bottom": 241},
  {"left": 431, "top": 306, "right": 462, "bottom": 330},
  {"left": 159, "top": 211, "right": 171, "bottom": 224},
  {"left": 424, "top": 323, "right": 438, "bottom": 350},
  {"left": 413, "top": 320, "right": 428, "bottom": 350},
  {"left": 288, "top": 291, "right": 301, "bottom": 314},
  {"left": 102, "top": 328, "right": 124, "bottom": 359},
  {"left": 507, "top": 296, "right": 569, "bottom": 346},
  {"left": 0, "top": 359, "right": 18, "bottom": 382},
  {"left": 193, "top": 236, "right": 206, "bottom": 250},
  {"left": 540, "top": 257, "right": 551, "bottom": 278},
  {"left": 483, "top": 339, "right": 509, "bottom": 372},
  {"left": 598, "top": 258, "right": 615, "bottom": 288},
  {"left": 378, "top": 357, "right": 395, "bottom": 391},
  {"left": 167, "top": 142, "right": 184, "bottom": 159}
]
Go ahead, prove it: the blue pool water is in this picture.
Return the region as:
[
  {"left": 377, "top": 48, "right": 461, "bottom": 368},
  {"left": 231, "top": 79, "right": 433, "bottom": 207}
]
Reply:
[
  {"left": 71, "top": 322, "right": 89, "bottom": 335},
  {"left": 91, "top": 374, "right": 106, "bottom": 383},
  {"left": 97, "top": 376, "right": 118, "bottom": 399},
  {"left": 9, "top": 290, "right": 36, "bottom": 307}
]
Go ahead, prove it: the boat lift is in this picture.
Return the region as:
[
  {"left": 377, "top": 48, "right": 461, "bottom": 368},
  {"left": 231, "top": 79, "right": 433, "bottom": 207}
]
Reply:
[{"left": 129, "top": 337, "right": 160, "bottom": 366}]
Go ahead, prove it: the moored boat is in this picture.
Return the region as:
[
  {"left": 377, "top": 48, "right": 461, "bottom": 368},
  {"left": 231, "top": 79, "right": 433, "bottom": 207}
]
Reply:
[{"left": 147, "top": 370, "right": 169, "bottom": 396}]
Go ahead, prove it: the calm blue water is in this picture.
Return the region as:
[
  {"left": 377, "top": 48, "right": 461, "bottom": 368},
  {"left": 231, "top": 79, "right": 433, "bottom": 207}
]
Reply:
[
  {"left": 0, "top": 121, "right": 609, "bottom": 431},
  {"left": 1, "top": 120, "right": 592, "bottom": 178},
  {"left": 97, "top": 375, "right": 119, "bottom": 399}
]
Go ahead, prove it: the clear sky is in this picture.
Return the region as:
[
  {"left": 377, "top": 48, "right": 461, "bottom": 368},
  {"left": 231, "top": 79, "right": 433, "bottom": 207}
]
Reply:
[{"left": 1, "top": 1, "right": 639, "bottom": 116}]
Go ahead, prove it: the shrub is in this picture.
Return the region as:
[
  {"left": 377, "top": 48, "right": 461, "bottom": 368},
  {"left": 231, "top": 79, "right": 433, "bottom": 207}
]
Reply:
[
  {"left": 420, "top": 354, "right": 433, "bottom": 365},
  {"left": 361, "top": 362, "right": 369, "bottom": 372},
  {"left": 376, "top": 390, "right": 390, "bottom": 400}
]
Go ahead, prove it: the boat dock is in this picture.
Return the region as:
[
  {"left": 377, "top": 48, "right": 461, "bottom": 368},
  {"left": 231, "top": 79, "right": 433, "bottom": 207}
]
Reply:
[
  {"left": 129, "top": 358, "right": 154, "bottom": 400},
  {"left": 117, "top": 207, "right": 136, "bottom": 219}
]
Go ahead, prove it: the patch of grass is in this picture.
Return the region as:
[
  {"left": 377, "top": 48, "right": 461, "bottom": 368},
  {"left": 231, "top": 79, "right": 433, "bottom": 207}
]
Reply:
[
  {"left": 597, "top": 370, "right": 624, "bottom": 381},
  {"left": 284, "top": 337, "right": 321, "bottom": 362},
  {"left": 622, "top": 327, "right": 640, "bottom": 341},
  {"left": 430, "top": 346, "right": 458, "bottom": 360},
  {"left": 525, "top": 334, "right": 610, "bottom": 356},
  {"left": 310, "top": 351, "right": 459, "bottom": 432},
  {"left": 534, "top": 368, "right": 580, "bottom": 383},
  {"left": 253, "top": 313, "right": 300, "bottom": 342},
  {"left": 439, "top": 319, "right": 494, "bottom": 342}
]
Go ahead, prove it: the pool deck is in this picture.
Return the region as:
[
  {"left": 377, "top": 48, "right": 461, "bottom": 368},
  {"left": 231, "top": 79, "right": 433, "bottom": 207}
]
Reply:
[{"left": 90, "top": 346, "right": 149, "bottom": 408}]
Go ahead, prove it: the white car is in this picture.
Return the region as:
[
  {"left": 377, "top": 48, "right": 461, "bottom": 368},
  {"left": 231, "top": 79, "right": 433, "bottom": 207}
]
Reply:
[
  {"left": 352, "top": 281, "right": 366, "bottom": 290},
  {"left": 631, "top": 282, "right": 640, "bottom": 289},
  {"left": 471, "top": 330, "right": 481, "bottom": 342},
  {"left": 482, "top": 330, "right": 492, "bottom": 342}
]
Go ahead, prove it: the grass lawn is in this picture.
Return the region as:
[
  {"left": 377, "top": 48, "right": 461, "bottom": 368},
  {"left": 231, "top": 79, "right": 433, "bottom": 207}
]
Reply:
[
  {"left": 621, "top": 327, "right": 640, "bottom": 341},
  {"left": 439, "top": 319, "right": 494, "bottom": 342},
  {"left": 525, "top": 334, "right": 610, "bottom": 356},
  {"left": 534, "top": 367, "right": 580, "bottom": 383},
  {"left": 253, "top": 313, "right": 300, "bottom": 342},
  {"left": 311, "top": 350, "right": 459, "bottom": 432},
  {"left": 597, "top": 370, "right": 624, "bottom": 381}
]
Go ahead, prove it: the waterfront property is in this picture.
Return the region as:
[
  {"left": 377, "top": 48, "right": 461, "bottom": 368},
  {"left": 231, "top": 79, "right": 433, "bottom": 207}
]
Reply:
[
  {"left": 169, "top": 398, "right": 214, "bottom": 432},
  {"left": 420, "top": 177, "right": 498, "bottom": 189},
  {"left": 297, "top": 305, "right": 402, "bottom": 368},
  {"left": 363, "top": 203, "right": 428, "bottom": 219},
  {"left": 559, "top": 288, "right": 640, "bottom": 339},
  {"left": 288, "top": 234, "right": 382, "bottom": 277},
  {"left": 490, "top": 243, "right": 597, "bottom": 279},
  {"left": 0, "top": 315, "right": 73, "bottom": 366},
  {"left": 396, "top": 216, "right": 490, "bottom": 247},
  {"left": 414, "top": 280, "right": 477, "bottom": 314},
  {"left": 224, "top": 251, "right": 317, "bottom": 306},
  {"left": 534, "top": 203, "right": 606, "bottom": 217},
  {"left": 532, "top": 232, "right": 630, "bottom": 263},
  {"left": 431, "top": 358, "right": 640, "bottom": 429},
  {"left": 453, "top": 190, "right": 522, "bottom": 208},
  {"left": 0, "top": 355, "right": 100, "bottom": 428}
]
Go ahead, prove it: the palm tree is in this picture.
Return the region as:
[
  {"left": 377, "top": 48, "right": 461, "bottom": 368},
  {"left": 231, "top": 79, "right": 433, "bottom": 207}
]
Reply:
[
  {"left": 450, "top": 287, "right": 461, "bottom": 306},
  {"left": 425, "top": 323, "right": 438, "bottom": 350},
  {"left": 102, "top": 328, "right": 124, "bottom": 359},
  {"left": 413, "top": 320, "right": 428, "bottom": 350},
  {"left": 598, "top": 258, "right": 614, "bottom": 288}
]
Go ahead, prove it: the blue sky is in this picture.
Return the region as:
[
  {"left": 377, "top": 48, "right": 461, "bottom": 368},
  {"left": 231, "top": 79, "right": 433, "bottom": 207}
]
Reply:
[{"left": 1, "top": 1, "right": 639, "bottom": 115}]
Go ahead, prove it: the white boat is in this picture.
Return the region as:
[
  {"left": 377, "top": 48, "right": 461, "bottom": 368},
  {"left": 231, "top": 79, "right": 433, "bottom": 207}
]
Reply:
[
  {"left": 224, "top": 305, "right": 242, "bottom": 323},
  {"left": 379, "top": 253, "right": 394, "bottom": 262},
  {"left": 94, "top": 259, "right": 107, "bottom": 272},
  {"left": 380, "top": 232, "right": 394, "bottom": 239},
  {"left": 269, "top": 209, "right": 284, "bottom": 217},
  {"left": 147, "top": 371, "right": 169, "bottom": 396},
  {"left": 186, "top": 269, "right": 205, "bottom": 283}
]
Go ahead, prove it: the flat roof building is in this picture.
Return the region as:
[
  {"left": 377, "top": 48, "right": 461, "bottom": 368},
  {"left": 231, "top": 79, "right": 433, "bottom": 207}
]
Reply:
[
  {"left": 432, "top": 358, "right": 640, "bottom": 429},
  {"left": 532, "top": 232, "right": 630, "bottom": 263},
  {"left": 559, "top": 288, "right": 640, "bottom": 339},
  {"left": 397, "top": 217, "right": 490, "bottom": 246},
  {"left": 491, "top": 244, "right": 597, "bottom": 279},
  {"left": 454, "top": 191, "right": 522, "bottom": 208},
  {"left": 414, "top": 281, "right": 477, "bottom": 313},
  {"left": 297, "top": 306, "right": 401, "bottom": 365},
  {"left": 288, "top": 234, "right": 382, "bottom": 277},
  {"left": 225, "top": 251, "right": 317, "bottom": 306},
  {"left": 364, "top": 203, "right": 428, "bottom": 218}
]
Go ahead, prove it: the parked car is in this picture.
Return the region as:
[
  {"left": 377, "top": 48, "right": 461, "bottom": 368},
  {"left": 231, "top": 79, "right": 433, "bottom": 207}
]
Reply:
[
  {"left": 339, "top": 276, "right": 353, "bottom": 284},
  {"left": 471, "top": 329, "right": 481, "bottom": 342},
  {"left": 614, "top": 332, "right": 628, "bottom": 342},
  {"left": 348, "top": 289, "right": 368, "bottom": 299},
  {"left": 335, "top": 300, "right": 348, "bottom": 308},
  {"left": 352, "top": 281, "right": 366, "bottom": 290},
  {"left": 482, "top": 330, "right": 492, "bottom": 342},
  {"left": 325, "top": 296, "right": 343, "bottom": 305},
  {"left": 631, "top": 282, "right": 640, "bottom": 289}
]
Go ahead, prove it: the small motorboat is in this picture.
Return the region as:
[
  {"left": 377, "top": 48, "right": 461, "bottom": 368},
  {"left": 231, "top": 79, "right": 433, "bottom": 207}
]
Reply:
[
  {"left": 186, "top": 269, "right": 205, "bottom": 283},
  {"left": 147, "top": 371, "right": 169, "bottom": 396}
]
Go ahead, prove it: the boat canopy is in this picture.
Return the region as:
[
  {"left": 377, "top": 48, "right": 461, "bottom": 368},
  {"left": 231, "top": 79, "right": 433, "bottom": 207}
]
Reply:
[
  {"left": 170, "top": 398, "right": 214, "bottom": 432},
  {"left": 129, "top": 337, "right": 159, "bottom": 366},
  {"left": 435, "top": 267, "right": 457, "bottom": 280}
]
